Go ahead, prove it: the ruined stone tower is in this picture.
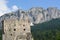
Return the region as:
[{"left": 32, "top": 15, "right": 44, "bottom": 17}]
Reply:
[{"left": 2, "top": 17, "right": 33, "bottom": 40}]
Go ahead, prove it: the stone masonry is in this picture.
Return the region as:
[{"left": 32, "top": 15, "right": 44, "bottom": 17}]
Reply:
[{"left": 2, "top": 17, "right": 33, "bottom": 40}]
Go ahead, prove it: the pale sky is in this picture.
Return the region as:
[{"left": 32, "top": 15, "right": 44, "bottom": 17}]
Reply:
[{"left": 0, "top": 0, "right": 60, "bottom": 16}]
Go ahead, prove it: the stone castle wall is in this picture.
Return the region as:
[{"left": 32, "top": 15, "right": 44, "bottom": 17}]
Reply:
[{"left": 2, "top": 17, "right": 33, "bottom": 40}]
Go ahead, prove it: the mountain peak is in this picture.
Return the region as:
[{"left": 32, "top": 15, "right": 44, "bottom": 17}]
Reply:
[{"left": 0, "top": 7, "right": 60, "bottom": 27}]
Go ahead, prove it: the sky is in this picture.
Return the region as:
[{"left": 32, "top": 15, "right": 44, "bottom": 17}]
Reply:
[{"left": 0, "top": 0, "right": 60, "bottom": 16}]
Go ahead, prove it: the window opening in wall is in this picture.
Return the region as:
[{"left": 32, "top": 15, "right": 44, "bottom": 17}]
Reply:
[
  {"left": 23, "top": 29, "right": 26, "bottom": 31},
  {"left": 10, "top": 34, "right": 12, "bottom": 36},
  {"left": 14, "top": 29, "right": 16, "bottom": 31}
]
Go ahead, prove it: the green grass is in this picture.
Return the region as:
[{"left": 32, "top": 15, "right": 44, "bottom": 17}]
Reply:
[{"left": 31, "top": 18, "right": 60, "bottom": 40}]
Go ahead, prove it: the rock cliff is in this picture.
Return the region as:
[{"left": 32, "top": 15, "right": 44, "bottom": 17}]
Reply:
[{"left": 0, "top": 7, "right": 60, "bottom": 28}]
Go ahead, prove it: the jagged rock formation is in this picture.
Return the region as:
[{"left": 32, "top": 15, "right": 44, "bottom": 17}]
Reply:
[{"left": 0, "top": 7, "right": 60, "bottom": 28}]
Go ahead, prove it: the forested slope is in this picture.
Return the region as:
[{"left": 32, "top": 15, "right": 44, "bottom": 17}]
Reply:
[{"left": 31, "top": 18, "right": 60, "bottom": 40}]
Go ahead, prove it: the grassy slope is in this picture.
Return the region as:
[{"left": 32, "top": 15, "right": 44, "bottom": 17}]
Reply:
[{"left": 31, "top": 18, "right": 60, "bottom": 40}]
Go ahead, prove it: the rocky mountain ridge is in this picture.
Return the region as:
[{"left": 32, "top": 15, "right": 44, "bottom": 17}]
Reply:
[{"left": 0, "top": 7, "right": 60, "bottom": 27}]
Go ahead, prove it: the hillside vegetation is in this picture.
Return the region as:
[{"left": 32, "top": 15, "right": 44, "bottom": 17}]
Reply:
[{"left": 31, "top": 18, "right": 60, "bottom": 40}]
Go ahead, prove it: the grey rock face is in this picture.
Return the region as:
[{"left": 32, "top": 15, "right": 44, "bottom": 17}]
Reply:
[
  {"left": 28, "top": 7, "right": 44, "bottom": 24},
  {"left": 0, "top": 7, "right": 60, "bottom": 28}
]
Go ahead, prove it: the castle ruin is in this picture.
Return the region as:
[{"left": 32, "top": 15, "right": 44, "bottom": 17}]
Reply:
[{"left": 2, "top": 17, "right": 33, "bottom": 40}]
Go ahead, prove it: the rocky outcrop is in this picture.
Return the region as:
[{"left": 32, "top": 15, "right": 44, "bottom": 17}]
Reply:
[{"left": 0, "top": 7, "right": 60, "bottom": 28}]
